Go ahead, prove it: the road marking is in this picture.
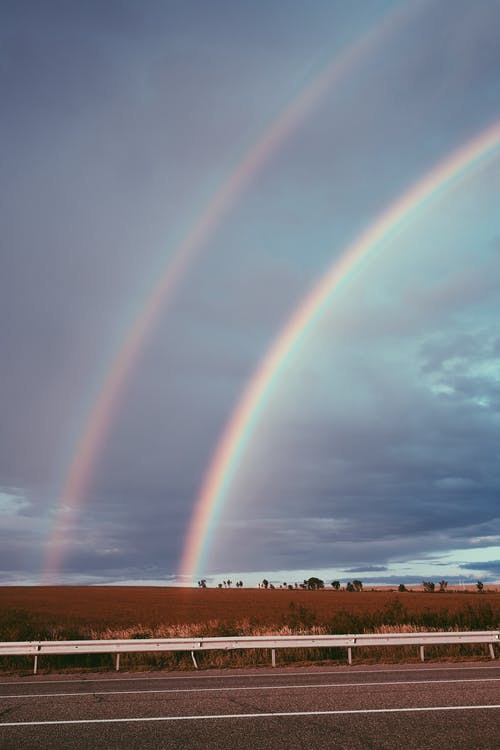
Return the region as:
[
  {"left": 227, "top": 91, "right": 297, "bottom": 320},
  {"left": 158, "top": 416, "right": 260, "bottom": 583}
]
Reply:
[
  {"left": 1, "top": 704, "right": 499, "bottom": 727},
  {"left": 1, "top": 663, "right": 498, "bottom": 686},
  {"left": 2, "top": 677, "right": 499, "bottom": 699}
]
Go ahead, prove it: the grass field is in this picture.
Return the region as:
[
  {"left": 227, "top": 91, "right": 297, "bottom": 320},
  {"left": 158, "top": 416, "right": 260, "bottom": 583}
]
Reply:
[{"left": 1, "top": 586, "right": 498, "bottom": 672}]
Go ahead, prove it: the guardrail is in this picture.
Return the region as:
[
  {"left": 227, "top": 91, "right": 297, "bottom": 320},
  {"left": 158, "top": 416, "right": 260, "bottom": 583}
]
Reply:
[{"left": 1, "top": 631, "right": 498, "bottom": 674}]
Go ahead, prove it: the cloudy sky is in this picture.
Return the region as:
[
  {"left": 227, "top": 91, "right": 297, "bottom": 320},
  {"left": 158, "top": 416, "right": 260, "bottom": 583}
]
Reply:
[{"left": 1, "top": 0, "right": 500, "bottom": 587}]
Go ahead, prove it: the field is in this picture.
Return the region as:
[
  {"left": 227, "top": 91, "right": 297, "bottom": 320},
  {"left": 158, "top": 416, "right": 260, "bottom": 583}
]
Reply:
[{"left": 1, "top": 586, "right": 498, "bottom": 672}]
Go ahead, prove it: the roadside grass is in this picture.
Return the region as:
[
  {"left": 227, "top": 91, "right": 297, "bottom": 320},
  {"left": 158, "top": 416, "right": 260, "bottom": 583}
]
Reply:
[{"left": 0, "top": 593, "right": 498, "bottom": 674}]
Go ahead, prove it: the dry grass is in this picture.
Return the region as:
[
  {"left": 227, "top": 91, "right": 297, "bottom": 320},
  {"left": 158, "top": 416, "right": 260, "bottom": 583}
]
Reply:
[
  {"left": 1, "top": 586, "right": 498, "bottom": 629},
  {"left": 0, "top": 586, "right": 498, "bottom": 673}
]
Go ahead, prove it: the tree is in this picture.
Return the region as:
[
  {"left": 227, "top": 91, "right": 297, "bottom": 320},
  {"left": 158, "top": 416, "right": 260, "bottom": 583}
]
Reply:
[
  {"left": 261, "top": 579, "right": 269, "bottom": 589},
  {"left": 477, "top": 580, "right": 484, "bottom": 592},
  {"left": 305, "top": 577, "right": 324, "bottom": 590},
  {"left": 198, "top": 579, "right": 207, "bottom": 588},
  {"left": 346, "top": 582, "right": 355, "bottom": 592},
  {"left": 422, "top": 581, "right": 435, "bottom": 592},
  {"left": 398, "top": 584, "right": 408, "bottom": 592},
  {"left": 331, "top": 580, "right": 340, "bottom": 590},
  {"left": 438, "top": 580, "right": 448, "bottom": 592},
  {"left": 353, "top": 580, "right": 363, "bottom": 592}
]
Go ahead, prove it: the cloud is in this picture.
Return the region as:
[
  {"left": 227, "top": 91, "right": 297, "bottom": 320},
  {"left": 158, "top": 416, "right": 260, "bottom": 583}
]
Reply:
[
  {"left": 460, "top": 560, "right": 500, "bottom": 576},
  {"left": 1, "top": 1, "right": 499, "bottom": 584}
]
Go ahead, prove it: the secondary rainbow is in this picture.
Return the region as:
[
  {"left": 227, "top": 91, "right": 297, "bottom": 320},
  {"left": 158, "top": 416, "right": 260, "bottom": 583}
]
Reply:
[
  {"left": 179, "top": 118, "right": 500, "bottom": 582},
  {"left": 41, "top": 4, "right": 416, "bottom": 583}
]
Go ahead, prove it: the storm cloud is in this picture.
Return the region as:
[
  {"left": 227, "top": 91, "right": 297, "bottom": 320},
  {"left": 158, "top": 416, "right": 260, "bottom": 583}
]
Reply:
[{"left": 1, "top": 0, "right": 499, "bottom": 586}]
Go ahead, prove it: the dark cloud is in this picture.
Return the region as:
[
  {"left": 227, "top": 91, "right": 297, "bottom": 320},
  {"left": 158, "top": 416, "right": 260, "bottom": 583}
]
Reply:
[
  {"left": 1, "top": 1, "right": 499, "bottom": 585},
  {"left": 460, "top": 561, "right": 500, "bottom": 576}
]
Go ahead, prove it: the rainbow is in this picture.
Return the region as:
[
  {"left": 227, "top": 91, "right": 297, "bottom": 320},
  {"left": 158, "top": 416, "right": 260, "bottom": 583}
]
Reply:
[
  {"left": 179, "top": 118, "right": 500, "bottom": 582},
  {"left": 41, "top": 4, "right": 416, "bottom": 583}
]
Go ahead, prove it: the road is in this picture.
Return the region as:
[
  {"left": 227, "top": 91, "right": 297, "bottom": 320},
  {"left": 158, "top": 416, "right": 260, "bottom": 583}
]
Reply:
[{"left": 1, "top": 663, "right": 499, "bottom": 749}]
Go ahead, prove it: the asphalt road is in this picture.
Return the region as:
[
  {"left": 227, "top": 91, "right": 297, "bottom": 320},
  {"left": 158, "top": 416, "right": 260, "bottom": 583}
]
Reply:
[{"left": 1, "top": 662, "right": 499, "bottom": 749}]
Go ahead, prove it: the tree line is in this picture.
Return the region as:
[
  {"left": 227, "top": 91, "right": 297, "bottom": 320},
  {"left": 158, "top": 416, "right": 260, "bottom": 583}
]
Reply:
[
  {"left": 199, "top": 577, "right": 364, "bottom": 590},
  {"left": 199, "top": 578, "right": 486, "bottom": 591}
]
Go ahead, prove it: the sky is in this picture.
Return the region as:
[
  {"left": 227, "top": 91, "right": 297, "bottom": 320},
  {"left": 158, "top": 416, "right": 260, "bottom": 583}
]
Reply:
[{"left": 1, "top": 0, "right": 500, "bottom": 588}]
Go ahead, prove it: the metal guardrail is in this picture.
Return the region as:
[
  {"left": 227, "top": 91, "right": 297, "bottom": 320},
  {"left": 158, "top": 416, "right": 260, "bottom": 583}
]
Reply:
[{"left": 1, "top": 631, "right": 498, "bottom": 674}]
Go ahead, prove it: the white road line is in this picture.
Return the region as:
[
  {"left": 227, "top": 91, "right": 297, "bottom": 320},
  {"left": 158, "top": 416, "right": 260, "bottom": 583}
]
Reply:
[
  {"left": 2, "top": 676, "right": 499, "bottom": 699},
  {"left": 1, "top": 704, "right": 500, "bottom": 727},
  {"left": 1, "top": 663, "right": 498, "bottom": 686}
]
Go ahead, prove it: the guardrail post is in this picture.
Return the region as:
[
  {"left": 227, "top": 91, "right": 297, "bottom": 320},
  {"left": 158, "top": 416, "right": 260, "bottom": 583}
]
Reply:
[
  {"left": 115, "top": 654, "right": 120, "bottom": 671},
  {"left": 191, "top": 651, "right": 199, "bottom": 669},
  {"left": 271, "top": 649, "right": 276, "bottom": 667},
  {"left": 33, "top": 654, "right": 38, "bottom": 675},
  {"left": 488, "top": 643, "right": 495, "bottom": 660},
  {"left": 419, "top": 645, "right": 425, "bottom": 662},
  {"left": 347, "top": 647, "right": 352, "bottom": 665}
]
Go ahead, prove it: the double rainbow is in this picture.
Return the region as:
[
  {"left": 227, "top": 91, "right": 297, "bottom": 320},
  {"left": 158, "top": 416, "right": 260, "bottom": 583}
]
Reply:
[{"left": 41, "top": 4, "right": 415, "bottom": 583}]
